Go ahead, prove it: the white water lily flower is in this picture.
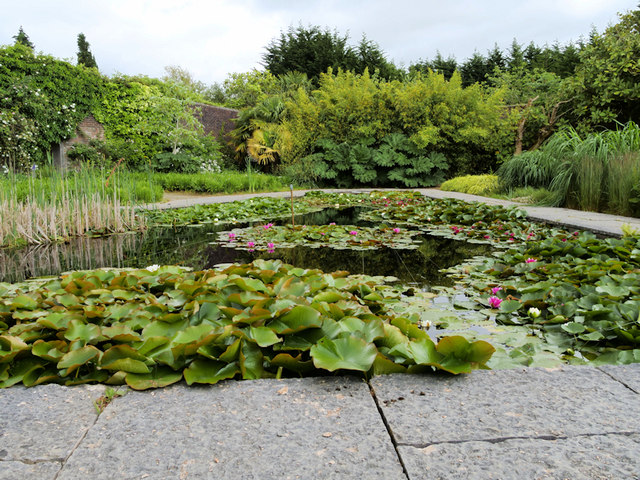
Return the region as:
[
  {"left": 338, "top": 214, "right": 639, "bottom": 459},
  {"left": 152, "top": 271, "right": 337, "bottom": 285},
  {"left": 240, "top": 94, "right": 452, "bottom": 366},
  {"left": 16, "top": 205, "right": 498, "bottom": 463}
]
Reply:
[
  {"left": 528, "top": 307, "right": 541, "bottom": 318},
  {"left": 146, "top": 265, "right": 160, "bottom": 272}
]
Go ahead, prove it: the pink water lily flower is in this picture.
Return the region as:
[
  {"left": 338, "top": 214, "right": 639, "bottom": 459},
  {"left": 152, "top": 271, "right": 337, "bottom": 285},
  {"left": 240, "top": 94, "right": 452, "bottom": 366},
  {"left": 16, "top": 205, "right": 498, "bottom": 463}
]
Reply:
[
  {"left": 392, "top": 228, "right": 401, "bottom": 233},
  {"left": 488, "top": 296, "right": 502, "bottom": 309},
  {"left": 247, "top": 241, "right": 255, "bottom": 249},
  {"left": 349, "top": 231, "right": 358, "bottom": 235},
  {"left": 525, "top": 258, "right": 537, "bottom": 263},
  {"left": 491, "top": 286, "right": 502, "bottom": 295},
  {"left": 267, "top": 242, "right": 275, "bottom": 249},
  {"left": 228, "top": 232, "right": 236, "bottom": 240},
  {"left": 263, "top": 223, "right": 274, "bottom": 230},
  {"left": 329, "top": 222, "right": 336, "bottom": 226}
]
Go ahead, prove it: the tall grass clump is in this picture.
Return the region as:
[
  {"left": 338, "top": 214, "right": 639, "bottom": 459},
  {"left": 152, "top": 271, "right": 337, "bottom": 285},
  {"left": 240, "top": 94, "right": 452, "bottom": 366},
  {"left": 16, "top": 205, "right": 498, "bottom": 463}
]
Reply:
[
  {"left": 148, "top": 171, "right": 287, "bottom": 194},
  {"left": 498, "top": 122, "right": 640, "bottom": 215},
  {"left": 0, "top": 165, "right": 148, "bottom": 248}
]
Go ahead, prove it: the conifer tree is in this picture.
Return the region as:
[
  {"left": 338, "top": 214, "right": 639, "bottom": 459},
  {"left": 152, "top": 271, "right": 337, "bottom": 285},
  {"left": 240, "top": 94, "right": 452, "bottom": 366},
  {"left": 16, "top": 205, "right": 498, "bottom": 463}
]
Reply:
[
  {"left": 13, "top": 26, "right": 34, "bottom": 49},
  {"left": 77, "top": 33, "right": 98, "bottom": 69}
]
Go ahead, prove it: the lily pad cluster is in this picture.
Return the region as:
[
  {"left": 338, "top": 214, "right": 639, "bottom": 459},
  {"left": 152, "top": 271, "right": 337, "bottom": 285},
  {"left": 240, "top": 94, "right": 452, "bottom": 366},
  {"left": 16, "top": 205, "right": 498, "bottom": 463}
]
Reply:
[
  {"left": 0, "top": 260, "right": 494, "bottom": 390},
  {"left": 143, "top": 197, "right": 322, "bottom": 227},
  {"left": 216, "top": 224, "right": 422, "bottom": 251},
  {"left": 446, "top": 232, "right": 640, "bottom": 364},
  {"left": 360, "top": 197, "right": 562, "bottom": 246},
  {"left": 299, "top": 190, "right": 426, "bottom": 208}
]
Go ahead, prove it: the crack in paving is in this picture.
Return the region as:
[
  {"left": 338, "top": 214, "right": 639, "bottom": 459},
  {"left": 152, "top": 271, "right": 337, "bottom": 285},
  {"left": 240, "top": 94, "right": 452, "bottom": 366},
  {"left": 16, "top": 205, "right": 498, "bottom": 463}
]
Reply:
[
  {"left": 397, "top": 430, "right": 640, "bottom": 449},
  {"left": 52, "top": 390, "right": 108, "bottom": 480},
  {"left": 597, "top": 367, "right": 640, "bottom": 394},
  {"left": 367, "top": 380, "right": 410, "bottom": 480}
]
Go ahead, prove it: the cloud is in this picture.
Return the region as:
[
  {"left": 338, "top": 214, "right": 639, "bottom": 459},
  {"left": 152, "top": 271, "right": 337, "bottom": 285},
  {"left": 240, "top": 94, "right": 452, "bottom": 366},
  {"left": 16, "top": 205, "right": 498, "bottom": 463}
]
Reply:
[{"left": 1, "top": 0, "right": 636, "bottom": 84}]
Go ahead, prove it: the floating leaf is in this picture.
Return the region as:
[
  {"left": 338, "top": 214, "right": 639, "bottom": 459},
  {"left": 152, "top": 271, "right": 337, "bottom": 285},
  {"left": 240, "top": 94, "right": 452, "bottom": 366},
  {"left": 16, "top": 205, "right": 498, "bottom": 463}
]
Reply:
[
  {"left": 183, "top": 359, "right": 239, "bottom": 385},
  {"left": 311, "top": 336, "right": 378, "bottom": 372},
  {"left": 268, "top": 306, "right": 322, "bottom": 334},
  {"left": 57, "top": 345, "right": 101, "bottom": 375},
  {"left": 126, "top": 366, "right": 183, "bottom": 390}
]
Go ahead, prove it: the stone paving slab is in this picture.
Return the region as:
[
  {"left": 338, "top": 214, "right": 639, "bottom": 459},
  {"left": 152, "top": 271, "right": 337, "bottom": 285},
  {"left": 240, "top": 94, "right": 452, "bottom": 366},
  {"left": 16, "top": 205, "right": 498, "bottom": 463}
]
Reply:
[
  {"left": 399, "top": 433, "right": 640, "bottom": 480},
  {"left": 598, "top": 363, "right": 640, "bottom": 394},
  {"left": 0, "top": 384, "right": 101, "bottom": 463},
  {"left": 0, "top": 461, "right": 62, "bottom": 480},
  {"left": 57, "top": 376, "right": 405, "bottom": 480},
  {"left": 371, "top": 366, "right": 640, "bottom": 446}
]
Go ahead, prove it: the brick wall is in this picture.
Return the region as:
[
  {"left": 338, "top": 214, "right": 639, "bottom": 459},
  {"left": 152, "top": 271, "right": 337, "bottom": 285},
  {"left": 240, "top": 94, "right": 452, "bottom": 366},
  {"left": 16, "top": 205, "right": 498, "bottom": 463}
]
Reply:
[{"left": 193, "top": 103, "right": 238, "bottom": 139}]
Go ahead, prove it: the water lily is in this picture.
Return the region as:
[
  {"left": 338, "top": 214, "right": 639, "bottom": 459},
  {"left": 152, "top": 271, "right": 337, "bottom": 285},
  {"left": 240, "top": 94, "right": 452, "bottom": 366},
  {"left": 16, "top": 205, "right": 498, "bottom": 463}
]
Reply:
[
  {"left": 329, "top": 222, "right": 336, "bottom": 226},
  {"left": 228, "top": 232, "right": 236, "bottom": 240},
  {"left": 349, "top": 231, "right": 358, "bottom": 235},
  {"left": 491, "top": 286, "right": 502, "bottom": 295},
  {"left": 392, "top": 228, "right": 400, "bottom": 233},
  {"left": 247, "top": 241, "right": 255, "bottom": 250},
  {"left": 263, "top": 223, "right": 274, "bottom": 230},
  {"left": 488, "top": 296, "right": 502, "bottom": 309},
  {"left": 267, "top": 242, "right": 275, "bottom": 252},
  {"left": 525, "top": 258, "right": 536, "bottom": 263},
  {"left": 528, "top": 307, "right": 541, "bottom": 318},
  {"left": 146, "top": 265, "right": 160, "bottom": 272}
]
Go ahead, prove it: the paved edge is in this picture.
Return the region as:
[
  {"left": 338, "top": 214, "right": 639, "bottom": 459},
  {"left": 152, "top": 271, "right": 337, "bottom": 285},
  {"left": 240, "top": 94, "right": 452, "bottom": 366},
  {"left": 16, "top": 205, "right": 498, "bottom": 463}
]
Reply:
[{"left": 56, "top": 377, "right": 407, "bottom": 480}]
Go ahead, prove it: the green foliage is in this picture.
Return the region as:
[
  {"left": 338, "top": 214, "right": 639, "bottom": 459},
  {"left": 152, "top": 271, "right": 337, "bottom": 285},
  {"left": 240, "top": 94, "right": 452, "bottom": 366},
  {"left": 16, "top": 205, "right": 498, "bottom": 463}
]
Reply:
[
  {"left": 440, "top": 175, "right": 500, "bottom": 196},
  {"left": 576, "top": 8, "right": 640, "bottom": 126},
  {"left": 0, "top": 260, "right": 494, "bottom": 388},
  {"left": 147, "top": 171, "right": 286, "bottom": 195},
  {"left": 1, "top": 166, "right": 162, "bottom": 205},
  {"left": 489, "top": 67, "right": 575, "bottom": 151},
  {"left": 498, "top": 122, "right": 640, "bottom": 215},
  {"left": 305, "top": 134, "right": 449, "bottom": 188},
  {"left": 13, "top": 26, "right": 34, "bottom": 50},
  {"left": 262, "top": 26, "right": 400, "bottom": 84},
  {"left": 278, "top": 69, "right": 513, "bottom": 177},
  {"left": 215, "top": 69, "right": 279, "bottom": 109},
  {"left": 76, "top": 33, "right": 97, "bottom": 69},
  {"left": 92, "top": 76, "right": 220, "bottom": 170},
  {"left": 0, "top": 44, "right": 104, "bottom": 168}
]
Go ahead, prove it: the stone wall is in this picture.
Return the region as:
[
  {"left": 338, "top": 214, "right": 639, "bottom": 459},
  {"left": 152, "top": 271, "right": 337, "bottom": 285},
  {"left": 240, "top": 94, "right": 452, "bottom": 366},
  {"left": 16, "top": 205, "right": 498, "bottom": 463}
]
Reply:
[
  {"left": 52, "top": 115, "right": 105, "bottom": 169},
  {"left": 52, "top": 105, "right": 238, "bottom": 168}
]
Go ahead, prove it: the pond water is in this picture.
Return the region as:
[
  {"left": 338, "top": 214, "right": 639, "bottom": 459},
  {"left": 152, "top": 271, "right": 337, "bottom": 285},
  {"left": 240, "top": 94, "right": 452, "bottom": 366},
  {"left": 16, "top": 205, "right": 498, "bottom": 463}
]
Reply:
[{"left": 0, "top": 207, "right": 493, "bottom": 287}]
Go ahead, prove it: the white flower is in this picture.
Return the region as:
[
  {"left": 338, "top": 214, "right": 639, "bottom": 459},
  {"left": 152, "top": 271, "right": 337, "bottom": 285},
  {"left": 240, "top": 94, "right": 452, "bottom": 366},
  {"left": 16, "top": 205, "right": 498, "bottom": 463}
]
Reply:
[
  {"left": 528, "top": 307, "right": 541, "bottom": 318},
  {"left": 146, "top": 264, "right": 160, "bottom": 272}
]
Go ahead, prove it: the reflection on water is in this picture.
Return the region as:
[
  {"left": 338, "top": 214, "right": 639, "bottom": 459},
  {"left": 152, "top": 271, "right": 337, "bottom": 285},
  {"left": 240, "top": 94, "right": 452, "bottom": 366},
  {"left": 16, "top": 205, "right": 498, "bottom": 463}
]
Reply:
[{"left": 1, "top": 206, "right": 492, "bottom": 287}]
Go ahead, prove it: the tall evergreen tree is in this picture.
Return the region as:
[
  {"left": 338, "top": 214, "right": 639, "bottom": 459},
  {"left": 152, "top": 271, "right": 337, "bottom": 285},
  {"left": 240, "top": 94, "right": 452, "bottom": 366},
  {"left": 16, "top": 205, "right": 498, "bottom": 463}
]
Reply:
[
  {"left": 77, "top": 33, "right": 98, "bottom": 69},
  {"left": 13, "top": 26, "right": 34, "bottom": 49}
]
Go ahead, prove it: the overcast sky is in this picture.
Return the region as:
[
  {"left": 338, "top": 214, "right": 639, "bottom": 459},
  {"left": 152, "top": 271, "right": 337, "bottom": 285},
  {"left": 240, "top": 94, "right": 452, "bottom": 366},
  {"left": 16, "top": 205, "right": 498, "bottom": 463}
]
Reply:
[{"left": 1, "top": 0, "right": 637, "bottom": 85}]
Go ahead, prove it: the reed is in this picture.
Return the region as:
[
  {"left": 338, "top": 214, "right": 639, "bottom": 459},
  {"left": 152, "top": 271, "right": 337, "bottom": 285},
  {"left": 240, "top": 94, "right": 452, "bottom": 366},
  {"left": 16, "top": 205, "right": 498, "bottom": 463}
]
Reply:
[{"left": 0, "top": 165, "right": 147, "bottom": 248}]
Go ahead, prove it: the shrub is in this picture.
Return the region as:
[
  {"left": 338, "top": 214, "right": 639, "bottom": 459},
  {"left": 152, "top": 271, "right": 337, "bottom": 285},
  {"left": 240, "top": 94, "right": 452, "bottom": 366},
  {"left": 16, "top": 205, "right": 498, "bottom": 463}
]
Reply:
[
  {"left": 306, "top": 133, "right": 449, "bottom": 188},
  {"left": 440, "top": 175, "right": 500, "bottom": 196}
]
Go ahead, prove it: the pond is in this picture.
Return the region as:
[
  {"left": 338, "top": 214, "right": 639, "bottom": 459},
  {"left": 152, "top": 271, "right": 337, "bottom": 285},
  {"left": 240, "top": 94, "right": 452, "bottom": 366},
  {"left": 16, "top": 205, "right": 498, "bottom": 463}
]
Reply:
[{"left": 0, "top": 206, "right": 493, "bottom": 287}]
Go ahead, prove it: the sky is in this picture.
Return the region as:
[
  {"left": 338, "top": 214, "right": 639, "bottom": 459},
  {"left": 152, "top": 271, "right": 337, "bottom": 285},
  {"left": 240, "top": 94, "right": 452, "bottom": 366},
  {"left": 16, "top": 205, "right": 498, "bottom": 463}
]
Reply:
[{"left": 1, "top": 0, "right": 637, "bottom": 85}]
